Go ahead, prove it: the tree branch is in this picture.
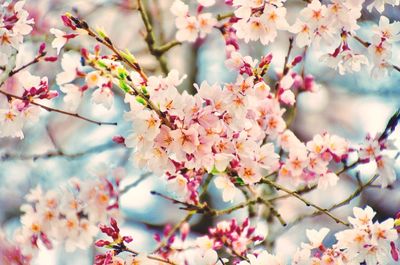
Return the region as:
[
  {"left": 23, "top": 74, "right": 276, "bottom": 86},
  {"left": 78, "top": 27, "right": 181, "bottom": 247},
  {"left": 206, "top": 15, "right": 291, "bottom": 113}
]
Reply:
[
  {"left": 261, "top": 177, "right": 349, "bottom": 226},
  {"left": 136, "top": 0, "right": 181, "bottom": 74},
  {"left": 0, "top": 89, "right": 117, "bottom": 126}
]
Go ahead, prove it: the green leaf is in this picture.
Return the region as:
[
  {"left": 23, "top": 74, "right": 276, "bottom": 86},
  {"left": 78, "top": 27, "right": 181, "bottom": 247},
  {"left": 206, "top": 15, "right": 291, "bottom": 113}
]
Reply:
[
  {"left": 96, "top": 27, "right": 108, "bottom": 39},
  {"left": 96, "top": 60, "right": 107, "bottom": 69},
  {"left": 135, "top": 96, "right": 147, "bottom": 106},
  {"left": 141, "top": 85, "right": 148, "bottom": 95},
  {"left": 120, "top": 49, "right": 137, "bottom": 65},
  {"left": 117, "top": 67, "right": 128, "bottom": 79},
  {"left": 119, "top": 80, "right": 131, "bottom": 93},
  {"left": 235, "top": 177, "right": 245, "bottom": 186}
]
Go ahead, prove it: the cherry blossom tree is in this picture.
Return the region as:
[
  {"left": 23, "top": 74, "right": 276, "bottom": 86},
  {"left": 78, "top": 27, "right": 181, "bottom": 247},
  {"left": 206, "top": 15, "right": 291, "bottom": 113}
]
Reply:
[{"left": 0, "top": 0, "right": 400, "bottom": 264}]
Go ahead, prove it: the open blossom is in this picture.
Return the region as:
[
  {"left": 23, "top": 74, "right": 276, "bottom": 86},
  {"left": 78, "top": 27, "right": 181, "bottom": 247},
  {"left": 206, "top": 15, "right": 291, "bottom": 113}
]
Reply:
[
  {"left": 50, "top": 28, "right": 77, "bottom": 55},
  {"left": 358, "top": 135, "right": 397, "bottom": 188},
  {"left": 56, "top": 50, "right": 118, "bottom": 110},
  {"left": 291, "top": 206, "right": 399, "bottom": 265},
  {"left": 171, "top": 0, "right": 217, "bottom": 42},
  {"left": 0, "top": 71, "right": 57, "bottom": 139},
  {"left": 0, "top": 1, "right": 33, "bottom": 66},
  {"left": 15, "top": 172, "right": 120, "bottom": 257},
  {"left": 232, "top": 2, "right": 288, "bottom": 45},
  {"left": 214, "top": 175, "right": 237, "bottom": 202}
]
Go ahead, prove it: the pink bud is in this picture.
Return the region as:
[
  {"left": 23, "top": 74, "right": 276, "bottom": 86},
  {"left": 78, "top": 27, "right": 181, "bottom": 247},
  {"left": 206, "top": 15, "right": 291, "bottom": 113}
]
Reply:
[
  {"left": 123, "top": 236, "right": 133, "bottom": 243},
  {"left": 163, "top": 224, "right": 172, "bottom": 237},
  {"left": 180, "top": 222, "right": 190, "bottom": 241},
  {"left": 391, "top": 242, "right": 399, "bottom": 261},
  {"left": 44, "top": 56, "right": 58, "bottom": 62},
  {"left": 112, "top": 136, "right": 125, "bottom": 145},
  {"left": 304, "top": 74, "right": 314, "bottom": 91},
  {"left": 61, "top": 15, "right": 76, "bottom": 30},
  {"left": 81, "top": 48, "right": 89, "bottom": 59},
  {"left": 291, "top": 55, "right": 303, "bottom": 67},
  {"left": 110, "top": 218, "right": 120, "bottom": 234},
  {"left": 95, "top": 240, "right": 111, "bottom": 247},
  {"left": 39, "top": 43, "right": 46, "bottom": 54},
  {"left": 259, "top": 53, "right": 273, "bottom": 68},
  {"left": 94, "top": 44, "right": 101, "bottom": 55}
]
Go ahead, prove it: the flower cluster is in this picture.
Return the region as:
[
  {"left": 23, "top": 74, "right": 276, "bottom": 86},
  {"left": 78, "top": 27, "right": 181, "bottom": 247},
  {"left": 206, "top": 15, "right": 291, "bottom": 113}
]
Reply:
[
  {"left": 278, "top": 132, "right": 349, "bottom": 189},
  {"left": 198, "top": 218, "right": 263, "bottom": 256},
  {"left": 358, "top": 134, "right": 397, "bottom": 188},
  {"left": 170, "top": 0, "right": 400, "bottom": 78},
  {"left": 125, "top": 64, "right": 286, "bottom": 203},
  {"left": 232, "top": 0, "right": 288, "bottom": 45},
  {"left": 368, "top": 16, "right": 400, "bottom": 78},
  {"left": 94, "top": 218, "right": 134, "bottom": 265},
  {"left": 293, "top": 206, "right": 399, "bottom": 265},
  {"left": 56, "top": 48, "right": 116, "bottom": 111},
  {"left": 170, "top": 0, "right": 217, "bottom": 42},
  {"left": 0, "top": 1, "right": 33, "bottom": 66},
  {"left": 0, "top": 69, "right": 58, "bottom": 139},
  {"left": 15, "top": 175, "right": 120, "bottom": 258}
]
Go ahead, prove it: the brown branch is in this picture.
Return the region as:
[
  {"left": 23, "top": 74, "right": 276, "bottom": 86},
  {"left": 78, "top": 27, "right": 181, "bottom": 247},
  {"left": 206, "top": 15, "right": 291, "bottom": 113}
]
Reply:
[
  {"left": 283, "top": 37, "right": 294, "bottom": 75},
  {"left": 278, "top": 174, "right": 379, "bottom": 232},
  {"left": 351, "top": 34, "right": 400, "bottom": 73},
  {"left": 261, "top": 177, "right": 349, "bottom": 226},
  {"left": 136, "top": 0, "right": 181, "bottom": 74},
  {"left": 152, "top": 174, "right": 214, "bottom": 253},
  {"left": 0, "top": 89, "right": 117, "bottom": 126},
  {"left": 216, "top": 12, "right": 234, "bottom": 21},
  {"left": 1, "top": 142, "right": 119, "bottom": 161},
  {"left": 9, "top": 52, "right": 46, "bottom": 77}
]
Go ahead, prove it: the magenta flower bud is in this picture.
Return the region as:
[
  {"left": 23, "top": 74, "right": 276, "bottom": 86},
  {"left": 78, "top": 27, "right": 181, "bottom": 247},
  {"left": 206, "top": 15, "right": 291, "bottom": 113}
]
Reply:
[
  {"left": 168, "top": 235, "right": 175, "bottom": 245},
  {"left": 242, "top": 218, "right": 249, "bottom": 228},
  {"left": 44, "top": 56, "right": 58, "bottom": 62},
  {"left": 81, "top": 48, "right": 89, "bottom": 60},
  {"left": 247, "top": 227, "right": 255, "bottom": 237},
  {"left": 112, "top": 136, "right": 125, "bottom": 145},
  {"left": 391, "top": 242, "right": 399, "bottom": 261},
  {"left": 180, "top": 222, "right": 190, "bottom": 241},
  {"left": 259, "top": 53, "right": 273, "bottom": 68},
  {"left": 61, "top": 15, "right": 76, "bottom": 30},
  {"left": 291, "top": 55, "right": 303, "bottom": 67},
  {"left": 95, "top": 239, "right": 111, "bottom": 247},
  {"left": 164, "top": 224, "right": 172, "bottom": 237},
  {"left": 304, "top": 74, "right": 314, "bottom": 91},
  {"left": 122, "top": 236, "right": 133, "bottom": 243},
  {"left": 94, "top": 44, "right": 101, "bottom": 55},
  {"left": 110, "top": 218, "right": 120, "bottom": 234},
  {"left": 39, "top": 43, "right": 46, "bottom": 54},
  {"left": 40, "top": 232, "right": 53, "bottom": 249},
  {"left": 154, "top": 233, "right": 161, "bottom": 242}
]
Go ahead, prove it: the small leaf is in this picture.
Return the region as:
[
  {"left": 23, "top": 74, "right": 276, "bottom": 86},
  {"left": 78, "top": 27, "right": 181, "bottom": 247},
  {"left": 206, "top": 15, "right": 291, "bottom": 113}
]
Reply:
[
  {"left": 120, "top": 49, "right": 137, "bottom": 65},
  {"left": 136, "top": 96, "right": 147, "bottom": 106},
  {"left": 119, "top": 80, "right": 131, "bottom": 93},
  {"left": 235, "top": 177, "right": 245, "bottom": 186}
]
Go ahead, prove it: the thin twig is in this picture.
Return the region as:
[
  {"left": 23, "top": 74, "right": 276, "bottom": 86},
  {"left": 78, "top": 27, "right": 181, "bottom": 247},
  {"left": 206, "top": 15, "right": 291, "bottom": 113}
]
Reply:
[
  {"left": 136, "top": 0, "right": 180, "bottom": 74},
  {"left": 279, "top": 174, "right": 379, "bottom": 232},
  {"left": 1, "top": 142, "right": 119, "bottom": 161},
  {"left": 261, "top": 177, "right": 349, "bottom": 226},
  {"left": 0, "top": 89, "right": 117, "bottom": 126},
  {"left": 120, "top": 172, "right": 152, "bottom": 194}
]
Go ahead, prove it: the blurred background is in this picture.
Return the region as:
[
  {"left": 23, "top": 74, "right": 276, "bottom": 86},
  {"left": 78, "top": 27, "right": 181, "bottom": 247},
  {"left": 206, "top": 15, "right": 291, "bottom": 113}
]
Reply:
[{"left": 0, "top": 0, "right": 399, "bottom": 264}]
